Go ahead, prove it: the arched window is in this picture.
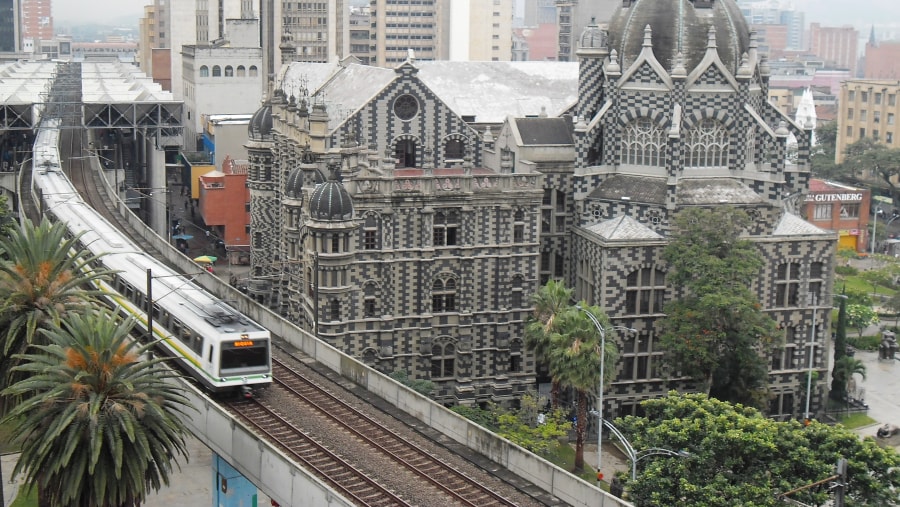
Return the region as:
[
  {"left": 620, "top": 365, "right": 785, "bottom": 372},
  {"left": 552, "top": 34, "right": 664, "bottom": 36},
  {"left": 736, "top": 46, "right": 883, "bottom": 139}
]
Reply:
[
  {"left": 224, "top": 65, "right": 234, "bottom": 77},
  {"left": 433, "top": 209, "right": 459, "bottom": 246},
  {"left": 775, "top": 262, "right": 801, "bottom": 307},
  {"left": 622, "top": 118, "right": 666, "bottom": 166},
  {"left": 236, "top": 65, "right": 246, "bottom": 77},
  {"left": 362, "top": 213, "right": 380, "bottom": 250},
  {"left": 364, "top": 282, "right": 378, "bottom": 317},
  {"left": 329, "top": 298, "right": 341, "bottom": 321},
  {"left": 624, "top": 267, "right": 665, "bottom": 315},
  {"left": 249, "top": 65, "right": 258, "bottom": 77},
  {"left": 432, "top": 277, "right": 457, "bottom": 312},
  {"left": 444, "top": 138, "right": 465, "bottom": 161},
  {"left": 199, "top": 65, "right": 209, "bottom": 77},
  {"left": 510, "top": 275, "right": 524, "bottom": 308},
  {"left": 685, "top": 119, "right": 728, "bottom": 167},
  {"left": 395, "top": 138, "right": 416, "bottom": 167},
  {"left": 431, "top": 341, "right": 455, "bottom": 378},
  {"left": 513, "top": 209, "right": 525, "bottom": 243},
  {"left": 771, "top": 326, "right": 798, "bottom": 371},
  {"left": 212, "top": 65, "right": 222, "bottom": 77},
  {"left": 509, "top": 339, "right": 523, "bottom": 373}
]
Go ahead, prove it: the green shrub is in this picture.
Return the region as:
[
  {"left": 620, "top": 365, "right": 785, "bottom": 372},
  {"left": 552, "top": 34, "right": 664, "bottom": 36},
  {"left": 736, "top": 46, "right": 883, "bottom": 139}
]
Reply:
[
  {"left": 835, "top": 265, "right": 859, "bottom": 276},
  {"left": 848, "top": 335, "right": 881, "bottom": 351}
]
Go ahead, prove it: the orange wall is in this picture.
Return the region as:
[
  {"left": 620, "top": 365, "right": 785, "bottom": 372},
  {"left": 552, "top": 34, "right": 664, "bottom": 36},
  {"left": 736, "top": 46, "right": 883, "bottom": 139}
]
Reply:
[{"left": 199, "top": 173, "right": 249, "bottom": 248}]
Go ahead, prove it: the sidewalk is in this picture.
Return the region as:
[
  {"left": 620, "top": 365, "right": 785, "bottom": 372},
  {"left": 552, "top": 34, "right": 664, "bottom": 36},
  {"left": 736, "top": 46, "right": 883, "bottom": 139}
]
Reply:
[{"left": 168, "top": 184, "right": 251, "bottom": 290}]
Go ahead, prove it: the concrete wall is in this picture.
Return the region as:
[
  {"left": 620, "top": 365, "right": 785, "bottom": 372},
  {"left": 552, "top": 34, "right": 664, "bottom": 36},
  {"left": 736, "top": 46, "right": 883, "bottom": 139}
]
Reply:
[{"left": 93, "top": 160, "right": 632, "bottom": 507}]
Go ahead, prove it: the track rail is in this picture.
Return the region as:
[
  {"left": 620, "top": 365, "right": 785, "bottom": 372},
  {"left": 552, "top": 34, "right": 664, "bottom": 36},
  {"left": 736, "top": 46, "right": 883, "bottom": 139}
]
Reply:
[{"left": 227, "top": 358, "right": 517, "bottom": 507}]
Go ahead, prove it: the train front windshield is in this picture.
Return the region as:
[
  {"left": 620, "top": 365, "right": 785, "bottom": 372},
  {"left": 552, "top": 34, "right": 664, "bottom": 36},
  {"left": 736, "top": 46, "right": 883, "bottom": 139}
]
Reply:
[{"left": 220, "top": 340, "right": 269, "bottom": 372}]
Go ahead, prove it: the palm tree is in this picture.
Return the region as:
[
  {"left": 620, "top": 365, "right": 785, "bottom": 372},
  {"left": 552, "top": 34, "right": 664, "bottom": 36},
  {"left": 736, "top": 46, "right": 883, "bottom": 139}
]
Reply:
[
  {"left": 525, "top": 280, "right": 574, "bottom": 408},
  {"left": 1, "top": 307, "right": 192, "bottom": 507},
  {"left": 547, "top": 304, "right": 618, "bottom": 474},
  {"left": 0, "top": 218, "right": 113, "bottom": 410},
  {"left": 832, "top": 356, "right": 867, "bottom": 404}
]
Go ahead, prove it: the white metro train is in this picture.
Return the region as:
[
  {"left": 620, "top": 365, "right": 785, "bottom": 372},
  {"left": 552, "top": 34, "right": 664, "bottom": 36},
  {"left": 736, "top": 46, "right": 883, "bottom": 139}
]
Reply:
[{"left": 30, "top": 119, "right": 271, "bottom": 397}]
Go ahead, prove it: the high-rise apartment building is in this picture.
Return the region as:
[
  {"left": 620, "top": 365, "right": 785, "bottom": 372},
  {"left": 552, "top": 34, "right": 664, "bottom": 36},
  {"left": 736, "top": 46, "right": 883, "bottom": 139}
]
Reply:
[
  {"left": 368, "top": 0, "right": 450, "bottom": 66},
  {"left": 808, "top": 23, "right": 858, "bottom": 75},
  {"left": 21, "top": 0, "right": 51, "bottom": 42},
  {"left": 835, "top": 80, "right": 900, "bottom": 163}
]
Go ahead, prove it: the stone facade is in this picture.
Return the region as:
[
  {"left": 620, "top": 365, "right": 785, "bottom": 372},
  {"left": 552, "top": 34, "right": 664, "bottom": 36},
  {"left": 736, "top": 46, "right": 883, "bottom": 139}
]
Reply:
[{"left": 247, "top": 0, "right": 839, "bottom": 418}]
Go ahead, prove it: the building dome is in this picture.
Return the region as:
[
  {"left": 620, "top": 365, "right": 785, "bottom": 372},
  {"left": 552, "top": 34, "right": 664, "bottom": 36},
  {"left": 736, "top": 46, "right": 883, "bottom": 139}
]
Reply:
[
  {"left": 580, "top": 18, "right": 607, "bottom": 50},
  {"left": 607, "top": 0, "right": 750, "bottom": 74},
  {"left": 284, "top": 167, "right": 304, "bottom": 199},
  {"left": 308, "top": 168, "right": 353, "bottom": 221},
  {"left": 248, "top": 103, "right": 273, "bottom": 141}
]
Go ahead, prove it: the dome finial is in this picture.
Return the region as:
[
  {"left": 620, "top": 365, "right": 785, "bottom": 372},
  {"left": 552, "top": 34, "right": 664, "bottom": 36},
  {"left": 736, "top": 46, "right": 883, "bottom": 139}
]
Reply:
[
  {"left": 643, "top": 24, "right": 652, "bottom": 48},
  {"left": 606, "top": 49, "right": 621, "bottom": 73}
]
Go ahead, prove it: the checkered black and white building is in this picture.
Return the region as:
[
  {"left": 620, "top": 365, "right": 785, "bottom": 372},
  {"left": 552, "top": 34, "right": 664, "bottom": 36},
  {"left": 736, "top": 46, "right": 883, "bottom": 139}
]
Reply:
[{"left": 247, "top": 0, "right": 837, "bottom": 418}]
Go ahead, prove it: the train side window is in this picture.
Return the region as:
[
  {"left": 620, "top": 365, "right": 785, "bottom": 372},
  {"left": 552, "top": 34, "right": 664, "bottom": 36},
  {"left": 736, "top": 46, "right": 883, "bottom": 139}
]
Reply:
[
  {"left": 192, "top": 335, "right": 203, "bottom": 355},
  {"left": 172, "top": 320, "right": 183, "bottom": 339},
  {"left": 153, "top": 303, "right": 161, "bottom": 321}
]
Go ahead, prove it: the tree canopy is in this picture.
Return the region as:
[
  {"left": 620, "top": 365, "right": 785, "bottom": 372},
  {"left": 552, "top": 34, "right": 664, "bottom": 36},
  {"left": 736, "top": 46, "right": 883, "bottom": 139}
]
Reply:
[
  {"left": 2, "top": 308, "right": 192, "bottom": 507},
  {"left": 659, "top": 207, "right": 778, "bottom": 409},
  {"left": 616, "top": 392, "right": 900, "bottom": 506},
  {"left": 0, "top": 218, "right": 114, "bottom": 413}
]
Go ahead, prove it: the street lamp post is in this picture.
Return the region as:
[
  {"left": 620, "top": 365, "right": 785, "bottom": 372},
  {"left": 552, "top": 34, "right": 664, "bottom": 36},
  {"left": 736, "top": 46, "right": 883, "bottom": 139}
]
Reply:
[
  {"left": 575, "top": 305, "right": 634, "bottom": 483},
  {"left": 598, "top": 418, "right": 690, "bottom": 482},
  {"left": 805, "top": 293, "right": 848, "bottom": 423},
  {"left": 872, "top": 207, "right": 880, "bottom": 256}
]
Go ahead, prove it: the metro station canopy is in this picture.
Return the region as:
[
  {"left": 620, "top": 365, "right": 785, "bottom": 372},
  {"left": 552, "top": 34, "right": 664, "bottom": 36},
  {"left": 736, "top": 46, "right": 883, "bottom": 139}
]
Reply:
[{"left": 0, "top": 60, "right": 182, "bottom": 140}]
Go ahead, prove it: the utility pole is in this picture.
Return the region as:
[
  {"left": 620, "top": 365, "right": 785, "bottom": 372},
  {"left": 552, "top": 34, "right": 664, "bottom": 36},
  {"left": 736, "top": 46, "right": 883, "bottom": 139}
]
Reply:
[{"left": 834, "top": 458, "right": 847, "bottom": 507}]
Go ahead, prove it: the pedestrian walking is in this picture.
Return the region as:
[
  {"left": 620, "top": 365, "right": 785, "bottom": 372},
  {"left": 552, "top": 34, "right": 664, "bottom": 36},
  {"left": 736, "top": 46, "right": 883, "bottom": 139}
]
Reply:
[{"left": 184, "top": 200, "right": 188, "bottom": 210}]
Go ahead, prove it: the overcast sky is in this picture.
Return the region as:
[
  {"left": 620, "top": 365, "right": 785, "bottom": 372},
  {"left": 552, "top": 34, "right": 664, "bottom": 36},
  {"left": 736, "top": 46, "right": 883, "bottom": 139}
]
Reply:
[
  {"left": 51, "top": 0, "right": 900, "bottom": 38},
  {"left": 53, "top": 0, "right": 147, "bottom": 25}
]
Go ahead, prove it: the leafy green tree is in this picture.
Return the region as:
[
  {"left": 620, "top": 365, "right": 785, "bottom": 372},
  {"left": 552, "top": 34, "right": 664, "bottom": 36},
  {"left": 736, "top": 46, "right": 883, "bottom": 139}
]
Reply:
[
  {"left": 846, "top": 304, "right": 879, "bottom": 336},
  {"left": 659, "top": 207, "right": 778, "bottom": 409},
  {"left": 830, "top": 294, "right": 850, "bottom": 400},
  {"left": 860, "top": 265, "right": 897, "bottom": 295},
  {"left": 843, "top": 138, "right": 900, "bottom": 203},
  {"left": 0, "top": 218, "right": 113, "bottom": 412},
  {"left": 547, "top": 304, "right": 617, "bottom": 473},
  {"left": 1, "top": 308, "right": 192, "bottom": 507},
  {"left": 810, "top": 121, "right": 841, "bottom": 180},
  {"left": 450, "top": 392, "right": 571, "bottom": 456},
  {"left": 616, "top": 392, "right": 900, "bottom": 506},
  {"left": 0, "top": 194, "right": 14, "bottom": 238},
  {"left": 885, "top": 291, "right": 900, "bottom": 326},
  {"left": 496, "top": 391, "right": 571, "bottom": 456},
  {"left": 525, "top": 279, "right": 574, "bottom": 408}
]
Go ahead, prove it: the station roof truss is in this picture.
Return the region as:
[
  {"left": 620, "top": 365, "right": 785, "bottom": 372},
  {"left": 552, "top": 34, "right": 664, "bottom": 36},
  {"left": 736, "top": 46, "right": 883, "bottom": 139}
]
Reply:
[{"left": 0, "top": 60, "right": 182, "bottom": 137}]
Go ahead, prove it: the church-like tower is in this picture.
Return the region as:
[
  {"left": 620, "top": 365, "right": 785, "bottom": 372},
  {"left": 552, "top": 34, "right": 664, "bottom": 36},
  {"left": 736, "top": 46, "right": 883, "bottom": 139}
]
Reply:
[{"left": 567, "top": 0, "right": 837, "bottom": 420}]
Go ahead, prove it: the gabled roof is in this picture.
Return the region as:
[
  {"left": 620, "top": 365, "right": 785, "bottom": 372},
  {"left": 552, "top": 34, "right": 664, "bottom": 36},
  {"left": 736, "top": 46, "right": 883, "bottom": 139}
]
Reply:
[
  {"left": 513, "top": 117, "right": 573, "bottom": 145},
  {"left": 278, "top": 60, "right": 579, "bottom": 130},
  {"left": 584, "top": 215, "right": 664, "bottom": 240},
  {"left": 588, "top": 174, "right": 667, "bottom": 204},
  {"left": 675, "top": 178, "right": 766, "bottom": 205},
  {"left": 773, "top": 212, "right": 834, "bottom": 237}
]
